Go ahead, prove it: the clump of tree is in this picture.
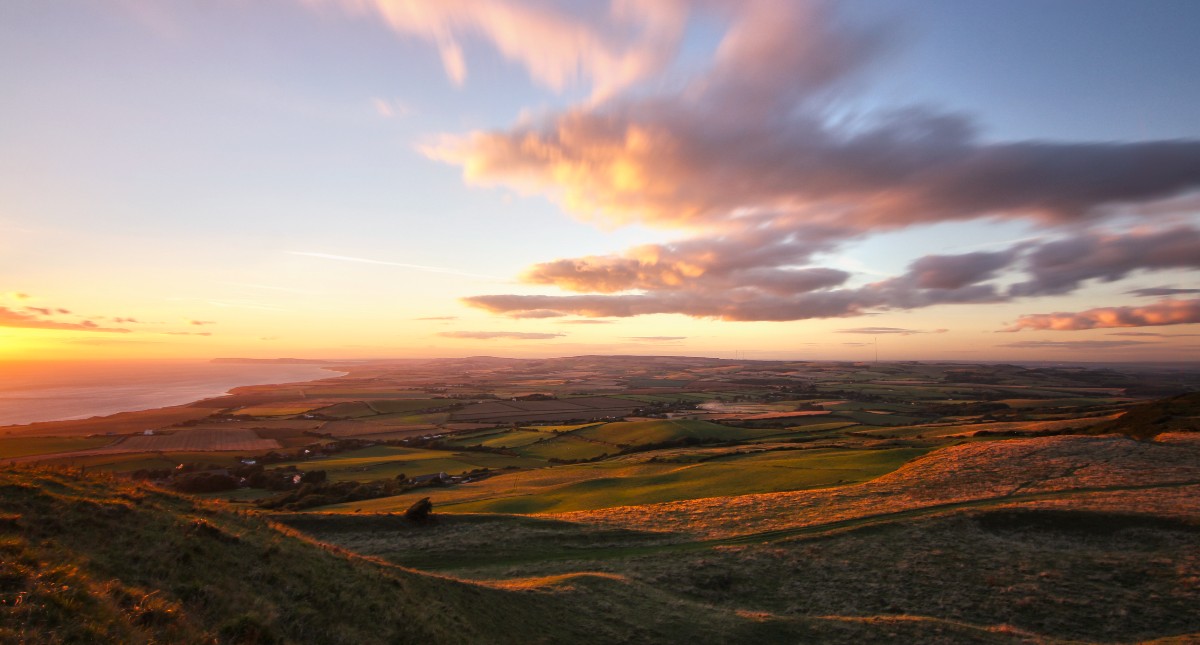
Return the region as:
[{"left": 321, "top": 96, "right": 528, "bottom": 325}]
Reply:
[
  {"left": 257, "top": 476, "right": 405, "bottom": 511},
  {"left": 255, "top": 471, "right": 461, "bottom": 511},
  {"left": 172, "top": 471, "right": 239, "bottom": 493},
  {"left": 404, "top": 497, "right": 433, "bottom": 522}
]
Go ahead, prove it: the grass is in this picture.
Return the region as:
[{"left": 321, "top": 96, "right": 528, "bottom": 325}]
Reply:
[
  {"left": 28, "top": 451, "right": 246, "bottom": 472},
  {"left": 277, "top": 445, "right": 541, "bottom": 481},
  {"left": 524, "top": 423, "right": 604, "bottom": 433},
  {"left": 0, "top": 436, "right": 115, "bottom": 459},
  {"left": 836, "top": 410, "right": 926, "bottom": 426},
  {"left": 477, "top": 430, "right": 549, "bottom": 449},
  {"left": 364, "top": 399, "right": 457, "bottom": 415},
  {"left": 0, "top": 468, "right": 705, "bottom": 643},
  {"left": 516, "top": 436, "right": 613, "bottom": 461},
  {"left": 572, "top": 419, "right": 774, "bottom": 447},
  {"left": 998, "top": 397, "right": 1116, "bottom": 409},
  {"left": 8, "top": 468, "right": 980, "bottom": 644},
  {"left": 318, "top": 446, "right": 929, "bottom": 515},
  {"left": 234, "top": 403, "right": 325, "bottom": 416},
  {"left": 314, "top": 401, "right": 377, "bottom": 418}
]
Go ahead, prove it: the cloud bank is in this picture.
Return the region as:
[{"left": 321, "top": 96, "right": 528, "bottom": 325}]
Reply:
[{"left": 336, "top": 0, "right": 1200, "bottom": 327}]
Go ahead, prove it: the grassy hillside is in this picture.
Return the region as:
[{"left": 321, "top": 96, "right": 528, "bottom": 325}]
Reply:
[
  {"left": 3, "top": 467, "right": 990, "bottom": 644},
  {"left": 1088, "top": 391, "right": 1200, "bottom": 440}
]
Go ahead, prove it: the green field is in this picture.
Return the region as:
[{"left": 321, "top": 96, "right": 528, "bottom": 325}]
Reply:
[
  {"left": 277, "top": 445, "right": 541, "bottom": 481},
  {"left": 572, "top": 419, "right": 772, "bottom": 447},
  {"left": 33, "top": 451, "right": 245, "bottom": 472},
  {"left": 319, "top": 446, "right": 929, "bottom": 515},
  {"left": 524, "top": 423, "right": 604, "bottom": 433},
  {"left": 515, "top": 436, "right": 613, "bottom": 461},
  {"left": 477, "top": 430, "right": 550, "bottom": 448}
]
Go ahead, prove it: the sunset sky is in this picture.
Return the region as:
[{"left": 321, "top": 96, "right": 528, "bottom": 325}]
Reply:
[{"left": 3, "top": 0, "right": 1199, "bottom": 362}]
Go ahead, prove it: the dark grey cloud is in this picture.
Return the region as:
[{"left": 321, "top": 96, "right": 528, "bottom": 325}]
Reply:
[
  {"left": 908, "top": 251, "right": 1016, "bottom": 290},
  {"left": 1009, "top": 226, "right": 1200, "bottom": 297}
]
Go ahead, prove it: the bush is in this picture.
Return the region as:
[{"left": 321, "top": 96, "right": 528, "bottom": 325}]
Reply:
[
  {"left": 173, "top": 473, "right": 238, "bottom": 493},
  {"left": 404, "top": 497, "right": 433, "bottom": 522}
]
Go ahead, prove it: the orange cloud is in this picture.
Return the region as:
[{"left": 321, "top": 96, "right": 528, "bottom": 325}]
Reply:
[
  {"left": 1004, "top": 298, "right": 1200, "bottom": 331},
  {"left": 0, "top": 307, "right": 131, "bottom": 333}
]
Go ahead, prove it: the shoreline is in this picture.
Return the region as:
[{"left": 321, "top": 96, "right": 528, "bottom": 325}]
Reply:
[{"left": 0, "top": 364, "right": 348, "bottom": 430}]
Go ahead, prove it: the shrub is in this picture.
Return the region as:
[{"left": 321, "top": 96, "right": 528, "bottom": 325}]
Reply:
[{"left": 404, "top": 497, "right": 433, "bottom": 522}]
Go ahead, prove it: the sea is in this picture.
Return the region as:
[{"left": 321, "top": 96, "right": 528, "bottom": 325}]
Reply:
[{"left": 0, "top": 360, "right": 346, "bottom": 426}]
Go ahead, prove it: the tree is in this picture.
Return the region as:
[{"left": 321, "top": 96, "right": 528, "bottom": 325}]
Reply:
[
  {"left": 300, "top": 470, "right": 327, "bottom": 485},
  {"left": 404, "top": 497, "right": 433, "bottom": 522}
]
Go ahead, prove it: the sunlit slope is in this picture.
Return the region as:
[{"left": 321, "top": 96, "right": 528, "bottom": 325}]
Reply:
[
  {"left": 291, "top": 434, "right": 1200, "bottom": 644},
  {"left": 1, "top": 468, "right": 960, "bottom": 643},
  {"left": 548, "top": 434, "right": 1200, "bottom": 540},
  {"left": 1087, "top": 391, "right": 1200, "bottom": 439},
  {"left": 316, "top": 445, "right": 929, "bottom": 514}
]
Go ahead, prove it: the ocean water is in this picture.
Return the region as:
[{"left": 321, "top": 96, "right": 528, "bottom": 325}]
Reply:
[{"left": 0, "top": 361, "right": 345, "bottom": 426}]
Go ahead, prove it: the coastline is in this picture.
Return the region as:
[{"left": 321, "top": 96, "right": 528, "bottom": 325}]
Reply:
[{"left": 0, "top": 363, "right": 348, "bottom": 428}]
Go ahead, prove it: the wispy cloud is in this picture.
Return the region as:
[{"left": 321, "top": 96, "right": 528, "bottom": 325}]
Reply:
[
  {"left": 622, "top": 336, "right": 686, "bottom": 342},
  {"left": 373, "top": 97, "right": 411, "bottom": 118},
  {"left": 999, "top": 340, "right": 1156, "bottom": 350},
  {"left": 314, "top": 0, "right": 685, "bottom": 100},
  {"left": 0, "top": 307, "right": 131, "bottom": 333},
  {"left": 437, "top": 330, "right": 564, "bottom": 340},
  {"left": 838, "top": 327, "right": 947, "bottom": 335},
  {"left": 66, "top": 337, "right": 163, "bottom": 346},
  {"left": 1127, "top": 286, "right": 1200, "bottom": 297},
  {"left": 414, "top": 316, "right": 458, "bottom": 321},
  {"left": 289, "top": 251, "right": 501, "bottom": 280}
]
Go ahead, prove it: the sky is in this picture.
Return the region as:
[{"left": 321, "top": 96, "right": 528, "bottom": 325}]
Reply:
[{"left": 2, "top": 0, "right": 1199, "bottom": 363}]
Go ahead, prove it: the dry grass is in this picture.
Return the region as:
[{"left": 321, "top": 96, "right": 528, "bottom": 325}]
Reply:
[
  {"left": 10, "top": 428, "right": 280, "bottom": 461},
  {"left": 546, "top": 435, "right": 1200, "bottom": 540}
]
